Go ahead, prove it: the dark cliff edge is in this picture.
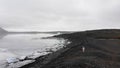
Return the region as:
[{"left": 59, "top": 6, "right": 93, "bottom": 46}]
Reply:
[
  {"left": 21, "top": 29, "right": 120, "bottom": 68},
  {"left": 0, "top": 27, "right": 8, "bottom": 34},
  {"left": 0, "top": 27, "right": 8, "bottom": 39}
]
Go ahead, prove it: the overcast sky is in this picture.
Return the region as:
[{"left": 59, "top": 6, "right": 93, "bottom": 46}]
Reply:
[{"left": 0, "top": 0, "right": 120, "bottom": 31}]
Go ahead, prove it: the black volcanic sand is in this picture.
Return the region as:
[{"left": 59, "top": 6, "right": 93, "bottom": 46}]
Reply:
[{"left": 21, "top": 29, "right": 120, "bottom": 68}]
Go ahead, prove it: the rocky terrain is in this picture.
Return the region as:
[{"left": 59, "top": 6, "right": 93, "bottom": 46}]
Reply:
[{"left": 21, "top": 29, "right": 120, "bottom": 68}]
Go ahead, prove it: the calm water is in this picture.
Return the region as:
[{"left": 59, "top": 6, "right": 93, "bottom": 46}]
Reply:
[{"left": 0, "top": 34, "right": 65, "bottom": 58}]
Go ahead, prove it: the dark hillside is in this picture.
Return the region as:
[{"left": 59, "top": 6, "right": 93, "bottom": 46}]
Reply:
[{"left": 0, "top": 27, "right": 7, "bottom": 34}]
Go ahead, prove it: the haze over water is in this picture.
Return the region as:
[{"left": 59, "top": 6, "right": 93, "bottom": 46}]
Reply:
[{"left": 0, "top": 33, "right": 65, "bottom": 60}]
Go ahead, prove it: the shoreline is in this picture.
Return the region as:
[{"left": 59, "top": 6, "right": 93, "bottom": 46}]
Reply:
[
  {"left": 0, "top": 36, "right": 67, "bottom": 68},
  {"left": 20, "top": 37, "right": 71, "bottom": 68}
]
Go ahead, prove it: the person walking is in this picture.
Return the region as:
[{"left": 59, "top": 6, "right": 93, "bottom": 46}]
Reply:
[{"left": 82, "top": 46, "right": 85, "bottom": 53}]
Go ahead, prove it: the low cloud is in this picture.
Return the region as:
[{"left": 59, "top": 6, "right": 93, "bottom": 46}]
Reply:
[{"left": 0, "top": 0, "right": 120, "bottom": 31}]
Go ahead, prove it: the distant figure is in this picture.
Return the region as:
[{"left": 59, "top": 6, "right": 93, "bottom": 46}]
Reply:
[{"left": 82, "top": 46, "right": 85, "bottom": 53}]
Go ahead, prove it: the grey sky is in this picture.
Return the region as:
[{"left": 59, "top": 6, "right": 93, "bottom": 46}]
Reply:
[{"left": 0, "top": 0, "right": 120, "bottom": 31}]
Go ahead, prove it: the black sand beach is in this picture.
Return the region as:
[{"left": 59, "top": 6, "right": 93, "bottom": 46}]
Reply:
[{"left": 21, "top": 29, "right": 120, "bottom": 68}]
